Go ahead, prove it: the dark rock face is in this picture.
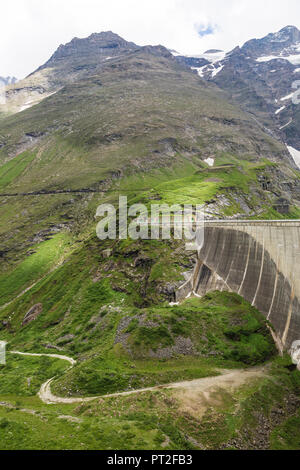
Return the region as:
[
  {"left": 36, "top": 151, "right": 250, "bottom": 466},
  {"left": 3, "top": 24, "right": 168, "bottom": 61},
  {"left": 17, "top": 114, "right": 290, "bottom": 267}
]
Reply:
[
  {"left": 224, "top": 26, "right": 300, "bottom": 151},
  {"left": 273, "top": 197, "right": 290, "bottom": 214},
  {"left": 176, "top": 25, "right": 300, "bottom": 152},
  {"left": 22, "top": 303, "right": 43, "bottom": 326},
  {"left": 242, "top": 26, "right": 300, "bottom": 58},
  {"left": 175, "top": 56, "right": 209, "bottom": 68},
  {"left": 139, "top": 45, "right": 173, "bottom": 59},
  {"left": 157, "top": 282, "right": 177, "bottom": 302}
]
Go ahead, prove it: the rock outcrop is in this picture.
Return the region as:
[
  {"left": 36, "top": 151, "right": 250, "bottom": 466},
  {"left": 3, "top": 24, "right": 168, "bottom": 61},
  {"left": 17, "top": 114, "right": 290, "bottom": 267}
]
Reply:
[
  {"left": 177, "top": 25, "right": 300, "bottom": 154},
  {"left": 22, "top": 303, "right": 43, "bottom": 326}
]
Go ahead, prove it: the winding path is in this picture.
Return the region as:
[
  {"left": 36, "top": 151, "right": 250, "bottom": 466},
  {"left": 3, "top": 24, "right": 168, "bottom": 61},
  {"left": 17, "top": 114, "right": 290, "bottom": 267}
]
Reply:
[
  {"left": 10, "top": 350, "right": 76, "bottom": 366},
  {"left": 9, "top": 351, "right": 265, "bottom": 405}
]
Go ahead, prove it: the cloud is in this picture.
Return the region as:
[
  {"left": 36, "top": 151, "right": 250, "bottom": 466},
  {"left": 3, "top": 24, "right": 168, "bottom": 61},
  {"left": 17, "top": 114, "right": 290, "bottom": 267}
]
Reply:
[
  {"left": 0, "top": 0, "right": 300, "bottom": 78},
  {"left": 195, "top": 23, "right": 217, "bottom": 38}
]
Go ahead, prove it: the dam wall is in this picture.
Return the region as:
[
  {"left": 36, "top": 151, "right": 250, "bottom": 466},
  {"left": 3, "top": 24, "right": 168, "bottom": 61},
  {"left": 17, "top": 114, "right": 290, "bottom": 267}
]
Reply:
[{"left": 177, "top": 220, "right": 300, "bottom": 352}]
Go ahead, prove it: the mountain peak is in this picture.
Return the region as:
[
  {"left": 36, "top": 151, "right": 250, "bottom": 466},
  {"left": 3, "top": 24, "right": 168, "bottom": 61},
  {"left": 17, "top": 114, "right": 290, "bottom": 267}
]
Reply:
[
  {"left": 279, "top": 25, "right": 299, "bottom": 34},
  {"left": 87, "top": 31, "right": 125, "bottom": 40},
  {"left": 268, "top": 25, "right": 300, "bottom": 42},
  {"left": 139, "top": 44, "right": 173, "bottom": 58},
  {"left": 38, "top": 31, "right": 139, "bottom": 71},
  {"left": 241, "top": 25, "right": 300, "bottom": 58}
]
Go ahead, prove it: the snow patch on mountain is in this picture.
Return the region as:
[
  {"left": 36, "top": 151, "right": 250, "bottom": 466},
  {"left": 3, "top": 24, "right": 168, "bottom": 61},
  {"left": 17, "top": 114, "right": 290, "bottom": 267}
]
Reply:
[
  {"left": 18, "top": 103, "right": 34, "bottom": 113},
  {"left": 256, "top": 55, "right": 300, "bottom": 65},
  {"left": 204, "top": 157, "right": 215, "bottom": 167},
  {"left": 169, "top": 49, "right": 182, "bottom": 57},
  {"left": 287, "top": 145, "right": 300, "bottom": 168},
  {"left": 191, "top": 66, "right": 207, "bottom": 77},
  {"left": 275, "top": 106, "right": 286, "bottom": 115},
  {"left": 280, "top": 119, "right": 293, "bottom": 129},
  {"left": 281, "top": 92, "right": 295, "bottom": 101}
]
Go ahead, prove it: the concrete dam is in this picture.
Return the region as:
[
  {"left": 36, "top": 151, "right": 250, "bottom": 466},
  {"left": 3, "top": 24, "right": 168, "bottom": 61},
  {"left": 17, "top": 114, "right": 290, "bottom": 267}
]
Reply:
[{"left": 177, "top": 220, "right": 300, "bottom": 353}]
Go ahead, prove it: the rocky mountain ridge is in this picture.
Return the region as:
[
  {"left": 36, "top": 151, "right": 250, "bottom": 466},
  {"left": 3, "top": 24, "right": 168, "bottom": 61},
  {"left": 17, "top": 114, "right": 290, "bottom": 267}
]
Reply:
[
  {"left": 177, "top": 26, "right": 300, "bottom": 159},
  {"left": 1, "top": 32, "right": 140, "bottom": 114},
  {"left": 35, "top": 31, "right": 139, "bottom": 73}
]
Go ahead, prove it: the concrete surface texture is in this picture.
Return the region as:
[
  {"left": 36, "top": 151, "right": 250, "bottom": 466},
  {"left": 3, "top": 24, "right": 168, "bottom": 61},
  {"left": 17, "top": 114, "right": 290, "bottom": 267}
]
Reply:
[{"left": 177, "top": 220, "right": 300, "bottom": 352}]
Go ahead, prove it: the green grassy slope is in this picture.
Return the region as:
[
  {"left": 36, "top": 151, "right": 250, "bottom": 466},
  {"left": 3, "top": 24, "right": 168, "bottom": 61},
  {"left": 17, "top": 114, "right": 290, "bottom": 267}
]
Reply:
[
  {"left": 0, "top": 273, "right": 276, "bottom": 396},
  {"left": 0, "top": 41, "right": 300, "bottom": 451},
  {"left": 0, "top": 354, "right": 68, "bottom": 396},
  {"left": 0, "top": 353, "right": 299, "bottom": 450},
  {"left": 0, "top": 46, "right": 299, "bottom": 282},
  {"left": 0, "top": 48, "right": 290, "bottom": 192}
]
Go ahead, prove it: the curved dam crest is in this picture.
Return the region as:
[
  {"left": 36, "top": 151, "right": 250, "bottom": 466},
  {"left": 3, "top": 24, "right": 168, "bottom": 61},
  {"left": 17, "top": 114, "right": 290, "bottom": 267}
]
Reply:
[{"left": 177, "top": 220, "right": 300, "bottom": 353}]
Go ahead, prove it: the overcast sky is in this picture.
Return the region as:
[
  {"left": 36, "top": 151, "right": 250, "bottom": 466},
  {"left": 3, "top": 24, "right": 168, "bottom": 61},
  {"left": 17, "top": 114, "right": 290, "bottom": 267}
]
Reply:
[{"left": 1, "top": 0, "right": 300, "bottom": 79}]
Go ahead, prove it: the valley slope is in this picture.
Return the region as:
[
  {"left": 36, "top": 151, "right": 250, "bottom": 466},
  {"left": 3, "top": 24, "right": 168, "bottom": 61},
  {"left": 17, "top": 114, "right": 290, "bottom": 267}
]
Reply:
[{"left": 0, "top": 30, "right": 300, "bottom": 451}]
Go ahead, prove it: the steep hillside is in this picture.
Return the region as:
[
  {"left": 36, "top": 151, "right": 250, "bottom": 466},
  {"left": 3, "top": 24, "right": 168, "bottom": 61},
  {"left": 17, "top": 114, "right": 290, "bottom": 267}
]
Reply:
[
  {"left": 0, "top": 30, "right": 300, "bottom": 452},
  {"left": 1, "top": 37, "right": 300, "bottom": 274},
  {"left": 1, "top": 32, "right": 139, "bottom": 114},
  {"left": 184, "top": 26, "right": 300, "bottom": 160}
]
